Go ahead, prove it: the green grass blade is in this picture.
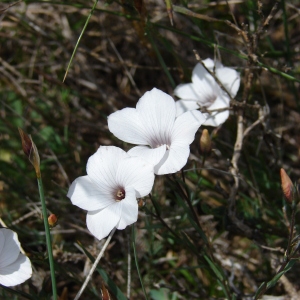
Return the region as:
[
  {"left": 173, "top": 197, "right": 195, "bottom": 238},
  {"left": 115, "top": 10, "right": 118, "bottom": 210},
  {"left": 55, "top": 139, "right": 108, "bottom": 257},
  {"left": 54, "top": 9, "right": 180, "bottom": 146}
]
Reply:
[
  {"left": 132, "top": 225, "right": 149, "bottom": 300},
  {"left": 0, "top": 285, "right": 37, "bottom": 300},
  {"left": 62, "top": 0, "right": 99, "bottom": 82},
  {"left": 37, "top": 176, "right": 57, "bottom": 300},
  {"left": 203, "top": 255, "right": 225, "bottom": 282},
  {"left": 146, "top": 22, "right": 176, "bottom": 88}
]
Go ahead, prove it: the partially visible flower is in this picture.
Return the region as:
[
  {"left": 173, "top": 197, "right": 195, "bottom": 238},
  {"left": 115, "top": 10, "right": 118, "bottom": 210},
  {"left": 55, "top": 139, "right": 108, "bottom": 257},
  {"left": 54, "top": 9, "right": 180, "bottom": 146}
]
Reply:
[
  {"left": 174, "top": 58, "right": 240, "bottom": 127},
  {"left": 0, "top": 228, "right": 32, "bottom": 287},
  {"left": 67, "top": 146, "right": 154, "bottom": 240},
  {"left": 108, "top": 88, "right": 206, "bottom": 175}
]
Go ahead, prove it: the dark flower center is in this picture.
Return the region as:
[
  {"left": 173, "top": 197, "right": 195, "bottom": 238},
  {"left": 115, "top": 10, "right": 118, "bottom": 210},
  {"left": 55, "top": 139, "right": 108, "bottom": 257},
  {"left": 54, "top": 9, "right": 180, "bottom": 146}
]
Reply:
[
  {"left": 149, "top": 136, "right": 171, "bottom": 150},
  {"left": 203, "top": 94, "right": 217, "bottom": 107},
  {"left": 115, "top": 188, "right": 125, "bottom": 201}
]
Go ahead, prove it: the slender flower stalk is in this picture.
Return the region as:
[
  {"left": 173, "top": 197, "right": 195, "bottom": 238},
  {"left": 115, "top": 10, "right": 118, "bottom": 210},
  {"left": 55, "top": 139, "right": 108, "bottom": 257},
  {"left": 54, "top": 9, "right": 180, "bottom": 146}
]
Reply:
[
  {"left": 37, "top": 177, "right": 57, "bottom": 300},
  {"left": 74, "top": 227, "right": 116, "bottom": 300},
  {"left": 18, "top": 128, "right": 57, "bottom": 300}
]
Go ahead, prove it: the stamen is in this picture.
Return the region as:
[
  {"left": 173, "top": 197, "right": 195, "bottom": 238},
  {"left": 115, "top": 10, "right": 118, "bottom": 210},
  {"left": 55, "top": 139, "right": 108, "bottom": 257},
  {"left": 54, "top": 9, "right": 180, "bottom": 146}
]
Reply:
[
  {"left": 115, "top": 188, "right": 125, "bottom": 201},
  {"left": 155, "top": 144, "right": 170, "bottom": 150}
]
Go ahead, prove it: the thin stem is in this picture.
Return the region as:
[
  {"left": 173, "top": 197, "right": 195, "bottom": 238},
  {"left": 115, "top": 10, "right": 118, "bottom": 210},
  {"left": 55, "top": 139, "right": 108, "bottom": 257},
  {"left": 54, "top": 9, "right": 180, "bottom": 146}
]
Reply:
[
  {"left": 286, "top": 207, "right": 296, "bottom": 257},
  {"left": 132, "top": 225, "right": 149, "bottom": 300},
  {"left": 37, "top": 176, "right": 57, "bottom": 300},
  {"left": 201, "top": 155, "right": 206, "bottom": 170},
  {"left": 63, "top": 0, "right": 99, "bottom": 82},
  {"left": 127, "top": 231, "right": 131, "bottom": 299},
  {"left": 170, "top": 175, "right": 202, "bottom": 230},
  {"left": 254, "top": 206, "right": 297, "bottom": 299},
  {"left": 74, "top": 227, "right": 116, "bottom": 300}
]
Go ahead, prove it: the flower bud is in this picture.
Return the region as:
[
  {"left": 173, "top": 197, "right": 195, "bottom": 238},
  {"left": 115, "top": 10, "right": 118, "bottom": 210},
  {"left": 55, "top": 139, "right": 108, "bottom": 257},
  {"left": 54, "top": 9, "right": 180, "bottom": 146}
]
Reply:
[
  {"left": 48, "top": 214, "right": 58, "bottom": 228},
  {"left": 101, "top": 281, "right": 111, "bottom": 300},
  {"left": 280, "top": 168, "right": 293, "bottom": 204},
  {"left": 18, "top": 128, "right": 41, "bottom": 177},
  {"left": 199, "top": 129, "right": 212, "bottom": 156}
]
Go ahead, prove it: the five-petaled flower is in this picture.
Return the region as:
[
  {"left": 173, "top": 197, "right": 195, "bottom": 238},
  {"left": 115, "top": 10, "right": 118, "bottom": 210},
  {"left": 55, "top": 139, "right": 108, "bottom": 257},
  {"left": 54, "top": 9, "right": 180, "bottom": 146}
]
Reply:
[
  {"left": 174, "top": 58, "right": 240, "bottom": 127},
  {"left": 0, "top": 228, "right": 32, "bottom": 287},
  {"left": 108, "top": 88, "right": 206, "bottom": 175},
  {"left": 67, "top": 146, "right": 155, "bottom": 240}
]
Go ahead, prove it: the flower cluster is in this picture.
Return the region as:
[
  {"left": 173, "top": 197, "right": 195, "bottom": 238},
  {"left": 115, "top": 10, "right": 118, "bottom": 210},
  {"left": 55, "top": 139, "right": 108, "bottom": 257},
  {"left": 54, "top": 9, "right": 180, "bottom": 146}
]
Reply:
[
  {"left": 68, "top": 59, "right": 240, "bottom": 241},
  {"left": 174, "top": 58, "right": 240, "bottom": 127},
  {"left": 0, "top": 228, "right": 32, "bottom": 287}
]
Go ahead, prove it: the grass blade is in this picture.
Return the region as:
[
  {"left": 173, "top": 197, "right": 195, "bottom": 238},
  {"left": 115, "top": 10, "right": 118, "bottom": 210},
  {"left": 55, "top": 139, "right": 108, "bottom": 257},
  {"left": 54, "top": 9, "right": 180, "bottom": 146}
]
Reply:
[{"left": 63, "top": 0, "right": 99, "bottom": 82}]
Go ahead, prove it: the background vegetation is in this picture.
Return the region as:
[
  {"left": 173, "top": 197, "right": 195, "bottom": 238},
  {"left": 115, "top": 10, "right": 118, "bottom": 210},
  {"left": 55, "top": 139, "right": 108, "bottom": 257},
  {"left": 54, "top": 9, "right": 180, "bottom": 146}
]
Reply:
[{"left": 0, "top": 0, "right": 300, "bottom": 299}]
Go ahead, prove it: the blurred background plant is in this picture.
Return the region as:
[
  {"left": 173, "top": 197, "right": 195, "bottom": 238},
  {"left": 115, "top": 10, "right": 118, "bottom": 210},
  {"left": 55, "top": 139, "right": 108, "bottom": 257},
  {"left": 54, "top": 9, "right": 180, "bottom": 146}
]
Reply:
[{"left": 0, "top": 0, "right": 300, "bottom": 299}]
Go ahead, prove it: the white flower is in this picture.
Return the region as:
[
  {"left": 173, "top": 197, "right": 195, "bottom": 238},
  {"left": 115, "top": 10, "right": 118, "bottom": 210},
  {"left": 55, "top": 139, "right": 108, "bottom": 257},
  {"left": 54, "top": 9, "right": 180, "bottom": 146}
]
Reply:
[
  {"left": 174, "top": 58, "right": 240, "bottom": 127},
  {"left": 0, "top": 228, "right": 32, "bottom": 287},
  {"left": 67, "top": 146, "right": 154, "bottom": 240},
  {"left": 108, "top": 88, "right": 206, "bottom": 175}
]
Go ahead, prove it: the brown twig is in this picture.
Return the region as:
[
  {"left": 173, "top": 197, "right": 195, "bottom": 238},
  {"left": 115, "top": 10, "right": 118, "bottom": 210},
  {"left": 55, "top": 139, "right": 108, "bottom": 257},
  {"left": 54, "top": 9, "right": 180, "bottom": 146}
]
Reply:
[
  {"left": 225, "top": 1, "right": 279, "bottom": 240},
  {"left": 0, "top": 0, "right": 21, "bottom": 13}
]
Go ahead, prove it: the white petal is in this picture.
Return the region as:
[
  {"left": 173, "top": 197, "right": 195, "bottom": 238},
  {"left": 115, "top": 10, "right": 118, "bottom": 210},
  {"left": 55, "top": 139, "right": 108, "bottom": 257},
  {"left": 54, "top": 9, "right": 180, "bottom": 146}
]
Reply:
[
  {"left": 191, "top": 67, "right": 221, "bottom": 110},
  {"left": 86, "top": 204, "right": 121, "bottom": 240},
  {"left": 172, "top": 110, "right": 206, "bottom": 144},
  {"left": 202, "top": 58, "right": 224, "bottom": 70},
  {"left": 0, "top": 254, "right": 32, "bottom": 287},
  {"left": 174, "top": 83, "right": 199, "bottom": 101},
  {"left": 216, "top": 67, "right": 240, "bottom": 97},
  {"left": 115, "top": 157, "right": 155, "bottom": 198},
  {"left": 203, "top": 95, "right": 230, "bottom": 126},
  {"left": 175, "top": 100, "right": 200, "bottom": 116},
  {"left": 87, "top": 146, "right": 128, "bottom": 191},
  {"left": 128, "top": 145, "right": 166, "bottom": 169},
  {"left": 0, "top": 231, "right": 5, "bottom": 258},
  {"left": 116, "top": 187, "right": 138, "bottom": 229},
  {"left": 202, "top": 58, "right": 214, "bottom": 70},
  {"left": 0, "top": 229, "right": 21, "bottom": 269},
  {"left": 136, "top": 88, "right": 176, "bottom": 147},
  {"left": 192, "top": 63, "right": 216, "bottom": 90},
  {"left": 155, "top": 142, "right": 190, "bottom": 175},
  {"left": 108, "top": 108, "right": 149, "bottom": 145},
  {"left": 67, "top": 176, "right": 115, "bottom": 211},
  {"left": 203, "top": 110, "right": 230, "bottom": 126},
  {"left": 208, "top": 94, "right": 230, "bottom": 110}
]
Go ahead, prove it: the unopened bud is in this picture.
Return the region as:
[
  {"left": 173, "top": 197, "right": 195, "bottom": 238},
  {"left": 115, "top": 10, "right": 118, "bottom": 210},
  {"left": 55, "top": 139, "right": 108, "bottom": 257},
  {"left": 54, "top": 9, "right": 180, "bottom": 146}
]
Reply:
[
  {"left": 48, "top": 214, "right": 58, "bottom": 228},
  {"left": 18, "top": 128, "right": 41, "bottom": 177},
  {"left": 199, "top": 129, "right": 212, "bottom": 156},
  {"left": 280, "top": 168, "right": 293, "bottom": 204},
  {"left": 101, "top": 281, "right": 111, "bottom": 300}
]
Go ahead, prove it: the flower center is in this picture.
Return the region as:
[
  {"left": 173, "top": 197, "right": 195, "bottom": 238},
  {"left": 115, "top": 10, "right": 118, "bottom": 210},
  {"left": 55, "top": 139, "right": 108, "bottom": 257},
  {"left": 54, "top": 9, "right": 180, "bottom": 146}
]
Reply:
[
  {"left": 149, "top": 136, "right": 171, "bottom": 150},
  {"left": 155, "top": 144, "right": 170, "bottom": 150},
  {"left": 115, "top": 188, "right": 125, "bottom": 202},
  {"left": 203, "top": 94, "right": 217, "bottom": 107}
]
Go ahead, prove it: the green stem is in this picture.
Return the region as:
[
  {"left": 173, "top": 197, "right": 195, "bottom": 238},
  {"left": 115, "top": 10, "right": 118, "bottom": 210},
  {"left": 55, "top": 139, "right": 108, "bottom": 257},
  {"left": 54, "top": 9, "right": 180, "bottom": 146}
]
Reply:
[
  {"left": 62, "top": 0, "right": 99, "bottom": 82},
  {"left": 132, "top": 225, "right": 149, "bottom": 300},
  {"left": 37, "top": 176, "right": 57, "bottom": 300}
]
